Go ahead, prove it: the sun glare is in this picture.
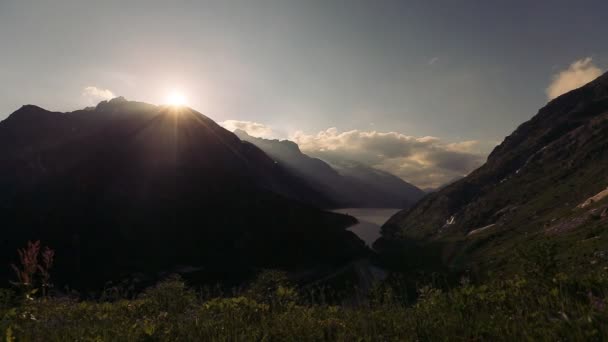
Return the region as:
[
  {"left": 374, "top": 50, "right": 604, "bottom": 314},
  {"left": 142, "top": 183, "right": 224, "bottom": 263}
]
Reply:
[{"left": 166, "top": 91, "right": 187, "bottom": 106}]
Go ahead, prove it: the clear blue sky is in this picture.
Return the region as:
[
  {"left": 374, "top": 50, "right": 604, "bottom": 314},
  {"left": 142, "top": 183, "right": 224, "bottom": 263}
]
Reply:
[{"left": 1, "top": 0, "right": 606, "bottom": 147}]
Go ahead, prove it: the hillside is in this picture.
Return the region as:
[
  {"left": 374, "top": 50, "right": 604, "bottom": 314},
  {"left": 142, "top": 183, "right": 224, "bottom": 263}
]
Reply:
[
  {"left": 0, "top": 98, "right": 365, "bottom": 288},
  {"left": 234, "top": 130, "right": 424, "bottom": 208},
  {"left": 379, "top": 72, "right": 608, "bottom": 273}
]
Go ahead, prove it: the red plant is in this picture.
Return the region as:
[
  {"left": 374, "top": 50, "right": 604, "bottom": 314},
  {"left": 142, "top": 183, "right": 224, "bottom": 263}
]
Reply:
[
  {"left": 11, "top": 240, "right": 41, "bottom": 286},
  {"left": 11, "top": 241, "right": 55, "bottom": 297}
]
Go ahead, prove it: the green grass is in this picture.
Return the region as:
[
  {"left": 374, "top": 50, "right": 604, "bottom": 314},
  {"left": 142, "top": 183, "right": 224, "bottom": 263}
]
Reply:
[{"left": 2, "top": 254, "right": 608, "bottom": 341}]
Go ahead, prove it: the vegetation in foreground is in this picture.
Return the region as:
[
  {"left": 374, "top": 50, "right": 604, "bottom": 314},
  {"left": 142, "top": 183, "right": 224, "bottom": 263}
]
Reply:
[{"left": 2, "top": 241, "right": 608, "bottom": 341}]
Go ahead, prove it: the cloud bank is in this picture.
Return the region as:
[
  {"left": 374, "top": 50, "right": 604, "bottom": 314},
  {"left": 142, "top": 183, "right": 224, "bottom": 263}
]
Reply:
[
  {"left": 292, "top": 128, "right": 490, "bottom": 189},
  {"left": 546, "top": 57, "right": 603, "bottom": 100},
  {"left": 82, "top": 86, "right": 115, "bottom": 103},
  {"left": 221, "top": 120, "right": 275, "bottom": 138}
]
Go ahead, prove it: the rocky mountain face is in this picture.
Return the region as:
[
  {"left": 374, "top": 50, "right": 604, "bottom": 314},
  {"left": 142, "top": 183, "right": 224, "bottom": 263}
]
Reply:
[
  {"left": 0, "top": 98, "right": 365, "bottom": 287},
  {"left": 379, "top": 72, "right": 608, "bottom": 270},
  {"left": 234, "top": 130, "right": 424, "bottom": 208}
]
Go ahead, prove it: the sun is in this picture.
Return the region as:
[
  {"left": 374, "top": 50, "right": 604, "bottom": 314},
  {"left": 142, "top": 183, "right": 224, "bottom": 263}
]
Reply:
[{"left": 166, "top": 91, "right": 187, "bottom": 106}]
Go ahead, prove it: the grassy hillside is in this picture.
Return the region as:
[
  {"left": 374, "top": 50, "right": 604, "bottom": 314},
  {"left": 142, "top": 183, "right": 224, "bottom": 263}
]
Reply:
[
  {"left": 378, "top": 72, "right": 608, "bottom": 278},
  {"left": 2, "top": 248, "right": 608, "bottom": 341}
]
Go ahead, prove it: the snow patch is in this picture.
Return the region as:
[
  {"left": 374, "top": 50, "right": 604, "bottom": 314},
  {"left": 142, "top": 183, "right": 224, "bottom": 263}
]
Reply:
[
  {"left": 467, "top": 224, "right": 496, "bottom": 236},
  {"left": 445, "top": 216, "right": 456, "bottom": 225}
]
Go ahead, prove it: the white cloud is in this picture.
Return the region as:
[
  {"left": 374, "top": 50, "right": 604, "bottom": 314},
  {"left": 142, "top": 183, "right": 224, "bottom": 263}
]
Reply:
[
  {"left": 446, "top": 140, "right": 483, "bottom": 153},
  {"left": 292, "top": 128, "right": 492, "bottom": 189},
  {"left": 546, "top": 57, "right": 603, "bottom": 100},
  {"left": 82, "top": 86, "right": 115, "bottom": 104},
  {"left": 428, "top": 57, "right": 439, "bottom": 65},
  {"left": 220, "top": 120, "right": 275, "bottom": 138}
]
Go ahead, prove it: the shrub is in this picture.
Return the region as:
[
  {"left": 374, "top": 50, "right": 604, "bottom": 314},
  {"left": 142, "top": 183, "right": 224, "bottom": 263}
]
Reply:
[
  {"left": 139, "top": 275, "right": 196, "bottom": 314},
  {"left": 245, "top": 270, "right": 298, "bottom": 306}
]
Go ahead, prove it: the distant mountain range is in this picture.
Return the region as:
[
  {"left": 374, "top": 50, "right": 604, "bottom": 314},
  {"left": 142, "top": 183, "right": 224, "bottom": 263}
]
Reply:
[
  {"left": 234, "top": 130, "right": 424, "bottom": 208},
  {"left": 379, "top": 71, "right": 608, "bottom": 273},
  {"left": 0, "top": 98, "right": 366, "bottom": 287}
]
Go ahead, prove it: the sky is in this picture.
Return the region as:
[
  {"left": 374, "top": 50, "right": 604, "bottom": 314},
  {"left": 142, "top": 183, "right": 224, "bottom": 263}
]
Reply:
[{"left": 1, "top": 0, "right": 607, "bottom": 188}]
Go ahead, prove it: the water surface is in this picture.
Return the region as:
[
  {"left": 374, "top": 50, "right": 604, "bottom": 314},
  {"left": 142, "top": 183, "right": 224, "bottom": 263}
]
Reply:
[{"left": 333, "top": 208, "right": 402, "bottom": 247}]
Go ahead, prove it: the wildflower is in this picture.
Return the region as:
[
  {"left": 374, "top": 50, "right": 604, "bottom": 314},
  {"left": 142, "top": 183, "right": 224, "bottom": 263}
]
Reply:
[
  {"left": 11, "top": 241, "right": 56, "bottom": 298},
  {"left": 11, "top": 241, "right": 41, "bottom": 286}
]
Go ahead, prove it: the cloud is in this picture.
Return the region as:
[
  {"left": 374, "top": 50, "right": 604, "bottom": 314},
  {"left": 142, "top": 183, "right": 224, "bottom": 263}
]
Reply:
[
  {"left": 546, "top": 57, "right": 603, "bottom": 100},
  {"left": 220, "top": 120, "right": 275, "bottom": 138},
  {"left": 82, "top": 86, "right": 115, "bottom": 103},
  {"left": 292, "top": 128, "right": 491, "bottom": 189},
  {"left": 428, "top": 57, "right": 439, "bottom": 65}
]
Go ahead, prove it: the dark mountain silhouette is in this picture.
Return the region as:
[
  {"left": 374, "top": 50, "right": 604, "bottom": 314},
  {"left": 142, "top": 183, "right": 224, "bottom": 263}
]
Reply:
[
  {"left": 421, "top": 176, "right": 465, "bottom": 194},
  {"left": 234, "top": 130, "right": 424, "bottom": 208},
  {"left": 378, "top": 72, "right": 608, "bottom": 270},
  {"left": 325, "top": 159, "right": 425, "bottom": 206},
  {"left": 0, "top": 98, "right": 365, "bottom": 288}
]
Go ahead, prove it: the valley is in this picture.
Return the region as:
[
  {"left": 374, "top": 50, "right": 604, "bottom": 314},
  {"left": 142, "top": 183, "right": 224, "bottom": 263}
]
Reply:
[
  {"left": 2, "top": 2, "right": 608, "bottom": 338},
  {"left": 3, "top": 74, "right": 608, "bottom": 339}
]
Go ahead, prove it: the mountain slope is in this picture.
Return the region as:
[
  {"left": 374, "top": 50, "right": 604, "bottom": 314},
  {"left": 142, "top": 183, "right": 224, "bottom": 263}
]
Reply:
[
  {"left": 234, "top": 130, "right": 424, "bottom": 208},
  {"left": 379, "top": 72, "right": 608, "bottom": 271},
  {"left": 0, "top": 98, "right": 365, "bottom": 287},
  {"left": 326, "top": 159, "right": 424, "bottom": 207}
]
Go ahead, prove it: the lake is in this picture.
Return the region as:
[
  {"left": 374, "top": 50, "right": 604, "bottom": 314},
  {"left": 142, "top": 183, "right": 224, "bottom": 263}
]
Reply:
[{"left": 332, "top": 208, "right": 402, "bottom": 247}]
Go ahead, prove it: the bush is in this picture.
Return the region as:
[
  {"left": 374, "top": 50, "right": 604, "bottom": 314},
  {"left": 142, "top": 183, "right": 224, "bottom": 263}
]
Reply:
[
  {"left": 139, "top": 275, "right": 196, "bottom": 314},
  {"left": 245, "top": 270, "right": 298, "bottom": 306}
]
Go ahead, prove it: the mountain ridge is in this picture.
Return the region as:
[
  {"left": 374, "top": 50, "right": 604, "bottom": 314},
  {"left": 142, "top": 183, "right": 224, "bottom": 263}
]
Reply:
[
  {"left": 0, "top": 99, "right": 366, "bottom": 288},
  {"left": 233, "top": 129, "right": 425, "bottom": 208},
  {"left": 378, "top": 71, "right": 608, "bottom": 272}
]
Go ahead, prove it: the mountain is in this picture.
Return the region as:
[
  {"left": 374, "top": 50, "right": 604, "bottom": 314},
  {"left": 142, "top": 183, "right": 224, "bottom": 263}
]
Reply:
[
  {"left": 379, "top": 72, "right": 608, "bottom": 272},
  {"left": 234, "top": 130, "right": 424, "bottom": 208},
  {"left": 326, "top": 159, "right": 425, "bottom": 206},
  {"left": 0, "top": 98, "right": 365, "bottom": 287},
  {"left": 421, "top": 176, "right": 465, "bottom": 194}
]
